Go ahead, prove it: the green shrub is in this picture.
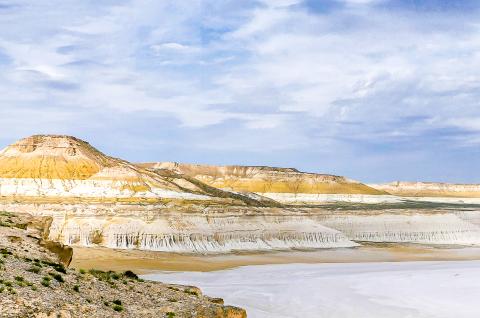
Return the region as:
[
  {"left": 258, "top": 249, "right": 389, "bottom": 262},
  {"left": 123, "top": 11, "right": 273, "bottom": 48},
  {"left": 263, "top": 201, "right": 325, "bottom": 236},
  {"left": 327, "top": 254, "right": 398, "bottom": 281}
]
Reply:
[
  {"left": 112, "top": 305, "right": 124, "bottom": 312},
  {"left": 0, "top": 248, "right": 12, "bottom": 255},
  {"left": 49, "top": 272, "right": 64, "bottom": 283},
  {"left": 166, "top": 312, "right": 176, "bottom": 318},
  {"left": 112, "top": 300, "right": 122, "bottom": 306},
  {"left": 123, "top": 270, "right": 138, "bottom": 280},
  {"left": 27, "top": 266, "right": 41, "bottom": 274},
  {"left": 73, "top": 285, "right": 80, "bottom": 292},
  {"left": 41, "top": 276, "right": 51, "bottom": 287}
]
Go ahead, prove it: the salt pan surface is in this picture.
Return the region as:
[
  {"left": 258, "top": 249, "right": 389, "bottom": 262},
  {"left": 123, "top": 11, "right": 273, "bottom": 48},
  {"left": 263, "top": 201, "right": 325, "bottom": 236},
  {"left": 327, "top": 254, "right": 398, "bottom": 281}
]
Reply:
[{"left": 144, "top": 260, "right": 480, "bottom": 318}]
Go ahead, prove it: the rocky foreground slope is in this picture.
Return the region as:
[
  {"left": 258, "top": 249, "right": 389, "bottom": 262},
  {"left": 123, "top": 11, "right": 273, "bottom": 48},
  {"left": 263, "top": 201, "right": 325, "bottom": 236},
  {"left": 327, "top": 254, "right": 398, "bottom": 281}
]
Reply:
[{"left": 0, "top": 212, "right": 246, "bottom": 318}]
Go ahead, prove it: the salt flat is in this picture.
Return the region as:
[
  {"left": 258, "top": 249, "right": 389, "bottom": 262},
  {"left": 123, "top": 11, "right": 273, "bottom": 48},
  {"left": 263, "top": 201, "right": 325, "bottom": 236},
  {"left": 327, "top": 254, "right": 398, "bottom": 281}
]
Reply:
[{"left": 144, "top": 260, "right": 480, "bottom": 318}]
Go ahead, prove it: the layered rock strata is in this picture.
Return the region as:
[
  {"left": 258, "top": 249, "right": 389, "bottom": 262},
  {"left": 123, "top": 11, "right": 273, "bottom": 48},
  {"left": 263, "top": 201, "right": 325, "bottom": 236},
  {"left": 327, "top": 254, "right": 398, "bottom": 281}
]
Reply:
[
  {"left": 2, "top": 201, "right": 480, "bottom": 252},
  {"left": 141, "top": 162, "right": 387, "bottom": 204},
  {"left": 2, "top": 135, "right": 480, "bottom": 254},
  {"left": 0, "top": 135, "right": 265, "bottom": 207},
  {"left": 370, "top": 181, "right": 480, "bottom": 199}
]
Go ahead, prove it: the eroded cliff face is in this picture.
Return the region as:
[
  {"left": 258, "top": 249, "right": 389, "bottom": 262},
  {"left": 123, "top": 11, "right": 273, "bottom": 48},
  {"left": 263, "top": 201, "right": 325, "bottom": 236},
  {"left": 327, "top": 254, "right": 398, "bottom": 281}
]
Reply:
[
  {"left": 2, "top": 135, "right": 480, "bottom": 254},
  {"left": 369, "top": 181, "right": 480, "bottom": 198},
  {"left": 0, "top": 202, "right": 358, "bottom": 252},
  {"left": 140, "top": 162, "right": 387, "bottom": 204},
  {"left": 2, "top": 201, "right": 480, "bottom": 252},
  {"left": 0, "top": 135, "right": 268, "bottom": 207}
]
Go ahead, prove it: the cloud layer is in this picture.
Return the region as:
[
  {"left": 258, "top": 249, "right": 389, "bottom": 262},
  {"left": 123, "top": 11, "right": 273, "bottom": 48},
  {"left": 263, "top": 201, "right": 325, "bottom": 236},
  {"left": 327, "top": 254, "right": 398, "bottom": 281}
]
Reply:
[{"left": 0, "top": 0, "right": 479, "bottom": 182}]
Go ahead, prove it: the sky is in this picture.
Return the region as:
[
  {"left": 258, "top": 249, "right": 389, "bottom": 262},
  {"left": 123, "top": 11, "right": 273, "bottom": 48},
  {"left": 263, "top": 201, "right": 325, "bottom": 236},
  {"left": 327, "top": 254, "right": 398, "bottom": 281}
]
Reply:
[{"left": 0, "top": 0, "right": 479, "bottom": 183}]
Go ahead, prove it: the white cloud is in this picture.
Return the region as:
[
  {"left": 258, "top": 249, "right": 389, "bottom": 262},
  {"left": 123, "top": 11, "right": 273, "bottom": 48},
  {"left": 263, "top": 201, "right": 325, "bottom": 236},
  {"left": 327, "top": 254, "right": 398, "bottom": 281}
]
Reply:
[{"left": 0, "top": 0, "right": 479, "bottom": 181}]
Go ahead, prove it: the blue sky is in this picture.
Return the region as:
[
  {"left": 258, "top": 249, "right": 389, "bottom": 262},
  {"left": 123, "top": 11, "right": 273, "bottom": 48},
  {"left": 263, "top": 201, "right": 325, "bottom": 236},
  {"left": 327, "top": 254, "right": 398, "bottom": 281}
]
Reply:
[{"left": 0, "top": 0, "right": 479, "bottom": 183}]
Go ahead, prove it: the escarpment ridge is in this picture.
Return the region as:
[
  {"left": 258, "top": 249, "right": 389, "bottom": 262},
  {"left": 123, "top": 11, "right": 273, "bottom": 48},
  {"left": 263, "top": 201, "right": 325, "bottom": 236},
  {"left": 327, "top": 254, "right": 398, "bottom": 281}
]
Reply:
[
  {"left": 2, "top": 135, "right": 480, "bottom": 254},
  {"left": 370, "top": 181, "right": 480, "bottom": 198},
  {"left": 140, "top": 162, "right": 389, "bottom": 204},
  {"left": 0, "top": 135, "right": 268, "bottom": 206}
]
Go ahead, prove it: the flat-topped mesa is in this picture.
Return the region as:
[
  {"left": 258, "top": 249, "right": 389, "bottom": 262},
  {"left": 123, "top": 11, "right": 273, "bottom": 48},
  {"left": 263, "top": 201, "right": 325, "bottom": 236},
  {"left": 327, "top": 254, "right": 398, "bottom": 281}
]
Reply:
[
  {"left": 370, "top": 181, "right": 480, "bottom": 198},
  {"left": 140, "top": 162, "right": 391, "bottom": 204},
  {"left": 0, "top": 135, "right": 116, "bottom": 179},
  {"left": 0, "top": 135, "right": 266, "bottom": 205}
]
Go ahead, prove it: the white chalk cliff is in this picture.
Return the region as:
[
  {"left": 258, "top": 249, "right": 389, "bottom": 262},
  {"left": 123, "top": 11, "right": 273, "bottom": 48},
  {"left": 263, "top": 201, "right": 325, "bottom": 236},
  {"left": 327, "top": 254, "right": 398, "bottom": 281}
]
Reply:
[{"left": 1, "top": 135, "right": 480, "bottom": 253}]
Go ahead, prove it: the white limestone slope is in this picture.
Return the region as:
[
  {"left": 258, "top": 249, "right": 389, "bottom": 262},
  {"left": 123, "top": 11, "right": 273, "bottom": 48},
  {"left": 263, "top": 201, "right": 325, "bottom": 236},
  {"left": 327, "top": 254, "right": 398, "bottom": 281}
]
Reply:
[
  {"left": 0, "top": 177, "right": 211, "bottom": 200},
  {"left": 321, "top": 213, "right": 480, "bottom": 245},
  {"left": 46, "top": 214, "right": 357, "bottom": 253},
  {"left": 260, "top": 192, "right": 480, "bottom": 205},
  {"left": 260, "top": 193, "right": 402, "bottom": 204}
]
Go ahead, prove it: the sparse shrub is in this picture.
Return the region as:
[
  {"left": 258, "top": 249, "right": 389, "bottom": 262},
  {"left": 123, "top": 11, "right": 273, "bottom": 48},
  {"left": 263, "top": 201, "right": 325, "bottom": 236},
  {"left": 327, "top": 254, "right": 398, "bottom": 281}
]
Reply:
[
  {"left": 31, "top": 285, "right": 37, "bottom": 291},
  {"left": 89, "top": 269, "right": 110, "bottom": 281},
  {"left": 79, "top": 269, "right": 86, "bottom": 274},
  {"left": 0, "top": 248, "right": 12, "bottom": 255},
  {"left": 53, "top": 264, "right": 67, "bottom": 274},
  {"left": 185, "top": 290, "right": 198, "bottom": 296},
  {"left": 123, "top": 270, "right": 138, "bottom": 280},
  {"left": 14, "top": 276, "right": 24, "bottom": 282},
  {"left": 49, "top": 272, "right": 64, "bottom": 283},
  {"left": 166, "top": 312, "right": 176, "bottom": 318},
  {"left": 27, "top": 266, "right": 41, "bottom": 274},
  {"left": 41, "top": 276, "right": 51, "bottom": 287},
  {"left": 73, "top": 285, "right": 80, "bottom": 292},
  {"left": 4, "top": 281, "right": 12, "bottom": 287},
  {"left": 112, "top": 300, "right": 122, "bottom": 306},
  {"left": 112, "top": 305, "right": 124, "bottom": 312}
]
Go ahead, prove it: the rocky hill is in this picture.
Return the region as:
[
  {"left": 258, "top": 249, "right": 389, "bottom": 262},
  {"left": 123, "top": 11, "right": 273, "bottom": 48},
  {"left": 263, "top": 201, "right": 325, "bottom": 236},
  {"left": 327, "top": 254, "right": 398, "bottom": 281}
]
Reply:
[
  {"left": 369, "top": 181, "right": 480, "bottom": 198},
  {"left": 0, "top": 211, "right": 246, "bottom": 318},
  {"left": 0, "top": 135, "right": 265, "bottom": 207}
]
